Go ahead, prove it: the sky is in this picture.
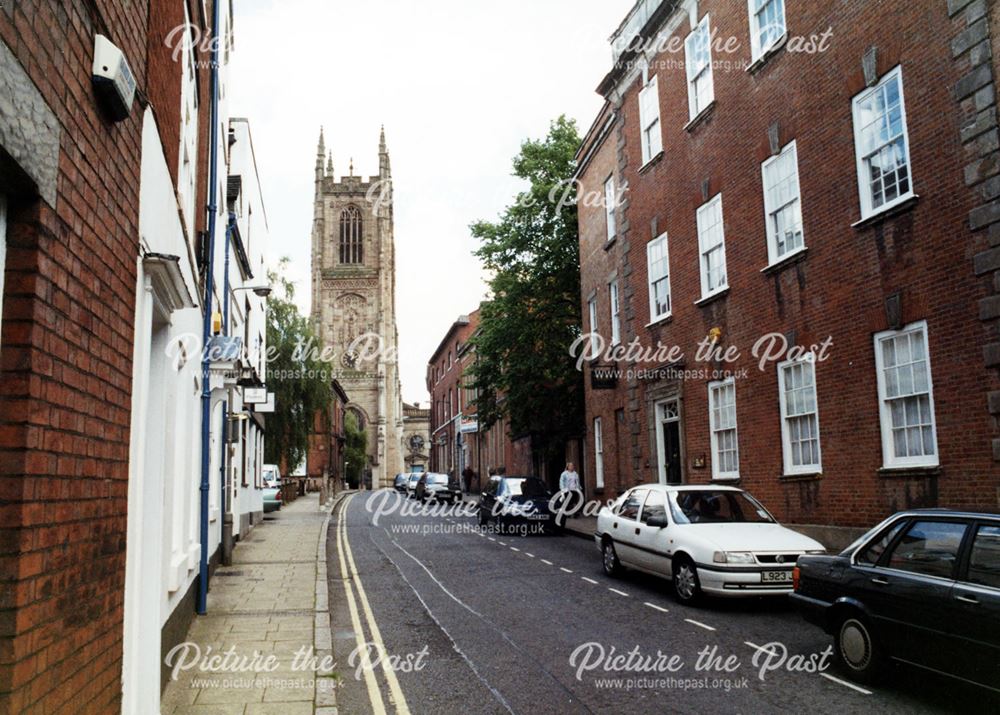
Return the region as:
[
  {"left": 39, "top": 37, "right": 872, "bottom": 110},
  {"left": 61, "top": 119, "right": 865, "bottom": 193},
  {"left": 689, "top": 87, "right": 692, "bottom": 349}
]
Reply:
[{"left": 229, "top": 0, "right": 635, "bottom": 406}]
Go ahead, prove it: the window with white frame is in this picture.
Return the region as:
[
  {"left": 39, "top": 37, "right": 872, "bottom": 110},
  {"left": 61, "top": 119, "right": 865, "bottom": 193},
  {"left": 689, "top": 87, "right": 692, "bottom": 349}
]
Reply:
[
  {"left": 709, "top": 379, "right": 739, "bottom": 479},
  {"left": 638, "top": 71, "right": 662, "bottom": 165},
  {"left": 604, "top": 175, "right": 617, "bottom": 241},
  {"left": 594, "top": 417, "right": 605, "bottom": 489},
  {"left": 874, "top": 321, "right": 938, "bottom": 468},
  {"left": 646, "top": 233, "right": 671, "bottom": 322},
  {"left": 609, "top": 280, "right": 621, "bottom": 345},
  {"left": 748, "top": 0, "right": 787, "bottom": 62},
  {"left": 685, "top": 15, "right": 714, "bottom": 120},
  {"left": 588, "top": 296, "right": 599, "bottom": 354},
  {"left": 852, "top": 67, "right": 913, "bottom": 219},
  {"left": 778, "top": 356, "right": 821, "bottom": 474},
  {"left": 696, "top": 194, "right": 727, "bottom": 299},
  {"left": 761, "top": 140, "right": 804, "bottom": 264},
  {"left": 0, "top": 196, "right": 6, "bottom": 353}
]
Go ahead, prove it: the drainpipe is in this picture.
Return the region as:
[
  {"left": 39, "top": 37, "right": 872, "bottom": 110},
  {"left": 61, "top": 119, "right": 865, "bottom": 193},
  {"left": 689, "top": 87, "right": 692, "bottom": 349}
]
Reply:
[
  {"left": 198, "top": 0, "right": 224, "bottom": 616},
  {"left": 221, "top": 213, "right": 234, "bottom": 565}
]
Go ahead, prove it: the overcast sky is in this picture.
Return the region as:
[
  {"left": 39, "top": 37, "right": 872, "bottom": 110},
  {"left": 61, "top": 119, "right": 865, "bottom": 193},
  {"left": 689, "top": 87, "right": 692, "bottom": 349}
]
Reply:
[{"left": 229, "top": 0, "right": 635, "bottom": 406}]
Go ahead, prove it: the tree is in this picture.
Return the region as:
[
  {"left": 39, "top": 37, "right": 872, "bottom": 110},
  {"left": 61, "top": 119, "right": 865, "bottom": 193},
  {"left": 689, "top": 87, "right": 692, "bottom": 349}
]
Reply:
[
  {"left": 469, "top": 116, "right": 584, "bottom": 458},
  {"left": 264, "top": 259, "right": 330, "bottom": 471},
  {"left": 343, "top": 411, "right": 367, "bottom": 489}
]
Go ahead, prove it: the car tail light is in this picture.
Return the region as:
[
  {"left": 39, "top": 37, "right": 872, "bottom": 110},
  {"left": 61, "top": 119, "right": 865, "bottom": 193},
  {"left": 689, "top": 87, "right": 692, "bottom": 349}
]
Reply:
[
  {"left": 276, "top": 492, "right": 282, "bottom": 501},
  {"left": 792, "top": 566, "right": 800, "bottom": 591}
]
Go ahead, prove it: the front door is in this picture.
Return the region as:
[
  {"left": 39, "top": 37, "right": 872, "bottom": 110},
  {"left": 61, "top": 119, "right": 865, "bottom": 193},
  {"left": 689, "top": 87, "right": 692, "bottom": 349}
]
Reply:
[{"left": 655, "top": 400, "right": 683, "bottom": 485}]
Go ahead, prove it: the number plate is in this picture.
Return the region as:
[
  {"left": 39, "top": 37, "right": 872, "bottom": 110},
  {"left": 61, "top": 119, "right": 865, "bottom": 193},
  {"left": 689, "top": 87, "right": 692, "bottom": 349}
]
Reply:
[{"left": 761, "top": 570, "right": 793, "bottom": 583}]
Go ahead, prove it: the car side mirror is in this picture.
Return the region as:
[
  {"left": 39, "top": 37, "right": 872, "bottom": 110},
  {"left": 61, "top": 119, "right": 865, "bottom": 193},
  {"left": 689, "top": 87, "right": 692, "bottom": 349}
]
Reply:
[{"left": 646, "top": 515, "right": 669, "bottom": 528}]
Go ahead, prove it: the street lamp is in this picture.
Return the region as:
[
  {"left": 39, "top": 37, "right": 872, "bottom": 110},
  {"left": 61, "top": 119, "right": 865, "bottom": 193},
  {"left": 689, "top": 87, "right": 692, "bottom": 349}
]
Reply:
[{"left": 233, "top": 285, "right": 273, "bottom": 298}]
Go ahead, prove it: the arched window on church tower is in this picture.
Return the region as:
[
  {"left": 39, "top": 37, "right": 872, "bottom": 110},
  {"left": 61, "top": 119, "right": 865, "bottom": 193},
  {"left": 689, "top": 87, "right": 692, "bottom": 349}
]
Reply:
[{"left": 339, "top": 206, "right": 363, "bottom": 264}]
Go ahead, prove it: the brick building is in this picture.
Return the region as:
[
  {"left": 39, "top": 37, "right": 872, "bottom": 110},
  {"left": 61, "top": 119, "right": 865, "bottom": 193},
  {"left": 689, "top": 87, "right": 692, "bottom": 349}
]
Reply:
[
  {"left": 307, "top": 378, "right": 350, "bottom": 491},
  {"left": 0, "top": 1, "right": 269, "bottom": 711},
  {"left": 427, "top": 309, "right": 518, "bottom": 487},
  {"left": 577, "top": 0, "right": 1000, "bottom": 544}
]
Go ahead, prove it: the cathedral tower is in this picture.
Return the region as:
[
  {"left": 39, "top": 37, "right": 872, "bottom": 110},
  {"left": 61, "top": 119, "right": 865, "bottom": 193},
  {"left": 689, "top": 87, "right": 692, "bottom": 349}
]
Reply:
[{"left": 310, "top": 127, "right": 404, "bottom": 487}]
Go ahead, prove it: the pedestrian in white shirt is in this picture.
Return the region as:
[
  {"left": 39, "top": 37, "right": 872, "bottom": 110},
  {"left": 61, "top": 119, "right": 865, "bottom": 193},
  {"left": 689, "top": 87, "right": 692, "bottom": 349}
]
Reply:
[
  {"left": 556, "top": 463, "right": 583, "bottom": 524},
  {"left": 559, "top": 463, "right": 581, "bottom": 492}
]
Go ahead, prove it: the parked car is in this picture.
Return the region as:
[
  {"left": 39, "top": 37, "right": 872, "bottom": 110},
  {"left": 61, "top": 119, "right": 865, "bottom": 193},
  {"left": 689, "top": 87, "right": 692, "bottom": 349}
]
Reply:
[
  {"left": 393, "top": 473, "right": 410, "bottom": 493},
  {"left": 262, "top": 464, "right": 281, "bottom": 489},
  {"left": 477, "top": 476, "right": 556, "bottom": 533},
  {"left": 415, "top": 473, "right": 462, "bottom": 503},
  {"left": 263, "top": 485, "right": 282, "bottom": 513},
  {"left": 792, "top": 509, "right": 1000, "bottom": 692},
  {"left": 405, "top": 473, "right": 422, "bottom": 498},
  {"left": 596, "top": 485, "right": 826, "bottom": 604}
]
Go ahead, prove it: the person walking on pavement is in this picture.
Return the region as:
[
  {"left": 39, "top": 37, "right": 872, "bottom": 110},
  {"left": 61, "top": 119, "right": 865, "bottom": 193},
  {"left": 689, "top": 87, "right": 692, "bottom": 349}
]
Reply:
[
  {"left": 462, "top": 466, "right": 476, "bottom": 495},
  {"left": 556, "top": 462, "right": 584, "bottom": 525}
]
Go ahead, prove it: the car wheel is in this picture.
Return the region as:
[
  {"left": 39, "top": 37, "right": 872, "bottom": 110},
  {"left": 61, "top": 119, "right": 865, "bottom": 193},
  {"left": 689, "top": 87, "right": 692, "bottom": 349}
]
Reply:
[
  {"left": 672, "top": 556, "right": 701, "bottom": 605},
  {"left": 602, "top": 539, "right": 623, "bottom": 577},
  {"left": 834, "top": 614, "right": 882, "bottom": 683}
]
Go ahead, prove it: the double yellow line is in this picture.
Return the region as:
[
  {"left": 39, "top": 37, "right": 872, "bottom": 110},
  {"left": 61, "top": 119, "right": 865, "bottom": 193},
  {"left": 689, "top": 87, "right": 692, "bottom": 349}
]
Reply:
[{"left": 335, "top": 494, "right": 411, "bottom": 714}]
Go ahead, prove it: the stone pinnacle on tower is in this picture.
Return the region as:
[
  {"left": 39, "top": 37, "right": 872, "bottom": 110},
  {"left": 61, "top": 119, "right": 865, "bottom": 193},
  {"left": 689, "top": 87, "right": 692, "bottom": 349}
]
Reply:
[
  {"left": 315, "top": 126, "right": 325, "bottom": 181},
  {"left": 326, "top": 150, "right": 333, "bottom": 177},
  {"left": 379, "top": 125, "right": 391, "bottom": 178}
]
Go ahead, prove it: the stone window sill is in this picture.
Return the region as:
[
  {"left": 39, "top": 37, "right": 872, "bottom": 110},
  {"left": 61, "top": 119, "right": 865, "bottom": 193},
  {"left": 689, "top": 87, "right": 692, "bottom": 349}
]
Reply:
[
  {"left": 638, "top": 150, "right": 664, "bottom": 175},
  {"left": 761, "top": 247, "right": 808, "bottom": 275},
  {"left": 852, "top": 195, "right": 920, "bottom": 231},
  {"left": 747, "top": 34, "right": 788, "bottom": 75},
  {"left": 695, "top": 287, "right": 730, "bottom": 308},
  {"left": 684, "top": 101, "right": 717, "bottom": 133},
  {"left": 877, "top": 465, "right": 941, "bottom": 479}
]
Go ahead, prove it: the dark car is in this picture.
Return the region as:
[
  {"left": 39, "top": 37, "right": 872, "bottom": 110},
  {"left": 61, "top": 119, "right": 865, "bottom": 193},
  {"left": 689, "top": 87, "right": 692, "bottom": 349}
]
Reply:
[
  {"left": 477, "top": 476, "right": 556, "bottom": 534},
  {"left": 415, "top": 473, "right": 462, "bottom": 503},
  {"left": 393, "top": 473, "right": 410, "bottom": 493},
  {"left": 792, "top": 510, "right": 1000, "bottom": 693}
]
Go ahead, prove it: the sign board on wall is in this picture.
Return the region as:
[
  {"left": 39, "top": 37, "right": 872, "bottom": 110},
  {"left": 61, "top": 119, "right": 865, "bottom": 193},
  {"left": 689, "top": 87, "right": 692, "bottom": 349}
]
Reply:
[{"left": 243, "top": 387, "right": 267, "bottom": 404}]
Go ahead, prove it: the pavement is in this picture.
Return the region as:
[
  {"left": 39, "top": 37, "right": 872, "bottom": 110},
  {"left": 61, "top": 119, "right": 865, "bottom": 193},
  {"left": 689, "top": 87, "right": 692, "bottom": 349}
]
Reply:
[
  {"left": 160, "top": 492, "right": 340, "bottom": 715},
  {"left": 326, "top": 489, "right": 981, "bottom": 715}
]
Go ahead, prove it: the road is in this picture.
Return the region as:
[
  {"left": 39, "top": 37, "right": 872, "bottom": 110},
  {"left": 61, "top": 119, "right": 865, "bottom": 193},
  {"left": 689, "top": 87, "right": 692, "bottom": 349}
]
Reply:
[{"left": 325, "top": 490, "right": 987, "bottom": 715}]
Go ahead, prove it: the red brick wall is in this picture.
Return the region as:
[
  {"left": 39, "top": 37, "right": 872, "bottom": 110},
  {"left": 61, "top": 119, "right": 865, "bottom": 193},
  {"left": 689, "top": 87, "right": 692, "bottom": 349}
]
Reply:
[
  {"left": 428, "top": 313, "right": 478, "bottom": 475},
  {"left": 0, "top": 0, "right": 153, "bottom": 710},
  {"left": 578, "top": 105, "right": 629, "bottom": 500},
  {"left": 579, "top": 0, "right": 999, "bottom": 528}
]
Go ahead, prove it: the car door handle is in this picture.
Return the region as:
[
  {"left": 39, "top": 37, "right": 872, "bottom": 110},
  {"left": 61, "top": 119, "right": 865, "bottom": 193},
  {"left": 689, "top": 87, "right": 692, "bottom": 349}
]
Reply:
[
  {"left": 635, "top": 528, "right": 641, "bottom": 535},
  {"left": 870, "top": 577, "right": 890, "bottom": 586},
  {"left": 955, "top": 594, "right": 979, "bottom": 605}
]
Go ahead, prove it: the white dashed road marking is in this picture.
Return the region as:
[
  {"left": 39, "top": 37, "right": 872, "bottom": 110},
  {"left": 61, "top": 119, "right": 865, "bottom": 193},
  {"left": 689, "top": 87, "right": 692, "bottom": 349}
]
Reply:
[
  {"left": 560, "top": 567, "right": 574, "bottom": 574},
  {"left": 745, "top": 641, "right": 779, "bottom": 658},
  {"left": 581, "top": 577, "right": 598, "bottom": 585},
  {"left": 541, "top": 559, "right": 553, "bottom": 566},
  {"left": 820, "top": 673, "right": 872, "bottom": 695},
  {"left": 608, "top": 588, "right": 629, "bottom": 597},
  {"left": 684, "top": 618, "right": 716, "bottom": 632},
  {"left": 644, "top": 602, "right": 669, "bottom": 613}
]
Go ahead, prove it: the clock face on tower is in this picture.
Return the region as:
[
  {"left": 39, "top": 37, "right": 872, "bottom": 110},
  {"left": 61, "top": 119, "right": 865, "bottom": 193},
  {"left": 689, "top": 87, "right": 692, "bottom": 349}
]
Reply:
[{"left": 342, "top": 351, "right": 359, "bottom": 369}]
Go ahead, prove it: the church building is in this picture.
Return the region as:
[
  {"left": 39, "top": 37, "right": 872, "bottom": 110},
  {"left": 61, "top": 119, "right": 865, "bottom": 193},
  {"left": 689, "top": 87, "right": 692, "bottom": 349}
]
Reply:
[{"left": 310, "top": 127, "right": 405, "bottom": 488}]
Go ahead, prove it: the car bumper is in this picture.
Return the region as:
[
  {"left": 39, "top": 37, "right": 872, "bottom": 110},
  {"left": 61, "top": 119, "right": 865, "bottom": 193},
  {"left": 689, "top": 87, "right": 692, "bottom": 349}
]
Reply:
[
  {"left": 789, "top": 592, "right": 834, "bottom": 632},
  {"left": 425, "top": 491, "right": 461, "bottom": 501},
  {"left": 696, "top": 564, "right": 795, "bottom": 597},
  {"left": 263, "top": 502, "right": 280, "bottom": 513}
]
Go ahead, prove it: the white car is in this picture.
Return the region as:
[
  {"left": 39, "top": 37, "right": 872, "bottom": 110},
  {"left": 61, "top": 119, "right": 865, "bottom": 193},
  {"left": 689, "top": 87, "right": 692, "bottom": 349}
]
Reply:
[
  {"left": 595, "top": 485, "right": 826, "bottom": 603},
  {"left": 262, "top": 464, "right": 281, "bottom": 489}
]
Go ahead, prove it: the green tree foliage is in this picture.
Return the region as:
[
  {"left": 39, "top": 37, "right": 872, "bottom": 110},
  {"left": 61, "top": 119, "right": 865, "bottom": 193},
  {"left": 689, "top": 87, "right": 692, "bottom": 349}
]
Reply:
[
  {"left": 264, "top": 259, "right": 330, "bottom": 470},
  {"left": 469, "top": 116, "right": 584, "bottom": 452},
  {"left": 343, "top": 411, "right": 368, "bottom": 489}
]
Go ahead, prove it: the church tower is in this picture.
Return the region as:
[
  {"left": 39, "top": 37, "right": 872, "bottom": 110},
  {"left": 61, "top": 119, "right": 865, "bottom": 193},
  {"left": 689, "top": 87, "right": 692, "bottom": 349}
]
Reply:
[{"left": 310, "top": 127, "right": 405, "bottom": 487}]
